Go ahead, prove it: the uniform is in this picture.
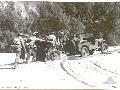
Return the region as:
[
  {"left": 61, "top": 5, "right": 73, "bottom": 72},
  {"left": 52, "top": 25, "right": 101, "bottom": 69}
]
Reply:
[
  {"left": 46, "top": 33, "right": 58, "bottom": 61},
  {"left": 26, "top": 32, "right": 40, "bottom": 62},
  {"left": 47, "top": 34, "right": 57, "bottom": 47},
  {"left": 11, "top": 35, "right": 26, "bottom": 69},
  {"left": 35, "top": 39, "right": 46, "bottom": 61}
]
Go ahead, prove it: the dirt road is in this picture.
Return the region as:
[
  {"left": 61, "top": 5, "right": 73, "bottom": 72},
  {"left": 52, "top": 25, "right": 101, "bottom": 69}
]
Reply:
[
  {"left": 0, "top": 46, "right": 120, "bottom": 89},
  {"left": 0, "top": 57, "right": 87, "bottom": 89}
]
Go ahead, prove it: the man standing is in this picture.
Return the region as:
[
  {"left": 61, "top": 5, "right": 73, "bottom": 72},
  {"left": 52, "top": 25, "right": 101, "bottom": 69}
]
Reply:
[
  {"left": 11, "top": 33, "right": 26, "bottom": 69},
  {"left": 46, "top": 32, "right": 58, "bottom": 61},
  {"left": 58, "top": 31, "right": 66, "bottom": 51},
  {"left": 48, "top": 32, "right": 57, "bottom": 48},
  {"left": 26, "top": 31, "right": 40, "bottom": 62}
]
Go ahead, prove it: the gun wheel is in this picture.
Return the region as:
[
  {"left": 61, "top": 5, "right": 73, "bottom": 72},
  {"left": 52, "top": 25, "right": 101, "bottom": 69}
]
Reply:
[
  {"left": 101, "top": 43, "right": 108, "bottom": 54},
  {"left": 81, "top": 46, "right": 90, "bottom": 57}
]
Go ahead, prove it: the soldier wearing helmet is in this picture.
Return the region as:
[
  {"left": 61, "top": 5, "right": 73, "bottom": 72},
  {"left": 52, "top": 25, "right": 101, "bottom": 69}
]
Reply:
[
  {"left": 47, "top": 32, "right": 57, "bottom": 46},
  {"left": 26, "top": 31, "right": 40, "bottom": 62},
  {"left": 33, "top": 31, "right": 39, "bottom": 37},
  {"left": 11, "top": 33, "right": 26, "bottom": 69},
  {"left": 45, "top": 32, "right": 58, "bottom": 61},
  {"left": 58, "top": 31, "right": 65, "bottom": 51}
]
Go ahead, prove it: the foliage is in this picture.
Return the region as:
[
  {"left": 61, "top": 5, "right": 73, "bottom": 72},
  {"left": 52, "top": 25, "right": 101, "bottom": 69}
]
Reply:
[{"left": 0, "top": 2, "right": 120, "bottom": 52}]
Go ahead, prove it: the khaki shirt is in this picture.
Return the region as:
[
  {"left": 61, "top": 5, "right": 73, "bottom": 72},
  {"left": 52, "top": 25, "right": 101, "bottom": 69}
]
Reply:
[
  {"left": 12, "top": 36, "right": 25, "bottom": 52},
  {"left": 48, "top": 34, "right": 57, "bottom": 46},
  {"left": 29, "top": 36, "right": 40, "bottom": 48}
]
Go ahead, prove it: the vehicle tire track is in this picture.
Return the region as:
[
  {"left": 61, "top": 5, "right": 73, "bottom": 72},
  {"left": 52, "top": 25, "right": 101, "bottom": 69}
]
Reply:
[
  {"left": 60, "top": 60, "right": 95, "bottom": 87},
  {"left": 89, "top": 61, "right": 119, "bottom": 75},
  {"left": 60, "top": 48, "right": 120, "bottom": 88}
]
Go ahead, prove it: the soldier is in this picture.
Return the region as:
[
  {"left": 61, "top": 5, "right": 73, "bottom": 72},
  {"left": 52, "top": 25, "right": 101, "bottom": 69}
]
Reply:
[
  {"left": 34, "top": 38, "right": 46, "bottom": 61},
  {"left": 73, "top": 34, "right": 80, "bottom": 54},
  {"left": 46, "top": 32, "right": 58, "bottom": 61},
  {"left": 45, "top": 35, "right": 54, "bottom": 61},
  {"left": 11, "top": 33, "right": 26, "bottom": 69},
  {"left": 57, "top": 31, "right": 65, "bottom": 51},
  {"left": 48, "top": 32, "right": 57, "bottom": 47},
  {"left": 26, "top": 31, "right": 39, "bottom": 62},
  {"left": 23, "top": 34, "right": 30, "bottom": 61}
]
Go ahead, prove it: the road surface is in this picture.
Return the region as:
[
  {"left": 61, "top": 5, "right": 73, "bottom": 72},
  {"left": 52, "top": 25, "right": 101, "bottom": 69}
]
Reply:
[{"left": 0, "top": 46, "right": 120, "bottom": 89}]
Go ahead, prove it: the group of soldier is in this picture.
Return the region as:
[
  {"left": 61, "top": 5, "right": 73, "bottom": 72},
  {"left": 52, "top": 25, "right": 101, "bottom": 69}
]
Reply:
[
  {"left": 11, "top": 31, "right": 61, "bottom": 69},
  {"left": 10, "top": 30, "right": 81, "bottom": 69}
]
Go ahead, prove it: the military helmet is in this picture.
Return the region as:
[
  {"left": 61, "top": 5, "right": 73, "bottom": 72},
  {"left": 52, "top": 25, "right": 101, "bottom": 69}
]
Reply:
[
  {"left": 24, "top": 34, "right": 29, "bottom": 37},
  {"left": 33, "top": 31, "right": 39, "bottom": 36},
  {"left": 51, "top": 32, "right": 56, "bottom": 35},
  {"left": 18, "top": 33, "right": 23, "bottom": 36},
  {"left": 60, "top": 31, "right": 64, "bottom": 35}
]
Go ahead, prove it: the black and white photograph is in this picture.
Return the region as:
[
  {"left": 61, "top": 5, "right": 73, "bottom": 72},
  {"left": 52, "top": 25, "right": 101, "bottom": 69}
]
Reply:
[{"left": 0, "top": 0, "right": 120, "bottom": 89}]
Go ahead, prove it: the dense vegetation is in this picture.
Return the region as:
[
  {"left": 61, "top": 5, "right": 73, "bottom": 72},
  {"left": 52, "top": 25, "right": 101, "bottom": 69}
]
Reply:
[{"left": 0, "top": 1, "right": 120, "bottom": 52}]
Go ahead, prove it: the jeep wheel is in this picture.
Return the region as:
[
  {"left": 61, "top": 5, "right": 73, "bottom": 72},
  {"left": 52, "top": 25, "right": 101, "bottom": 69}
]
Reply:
[
  {"left": 81, "top": 46, "right": 90, "bottom": 57},
  {"left": 101, "top": 43, "right": 108, "bottom": 54}
]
